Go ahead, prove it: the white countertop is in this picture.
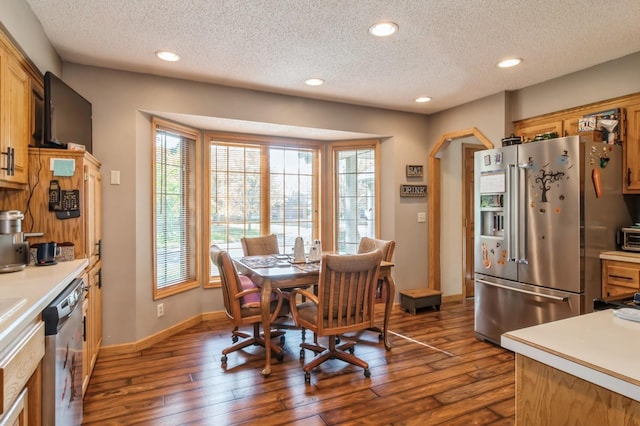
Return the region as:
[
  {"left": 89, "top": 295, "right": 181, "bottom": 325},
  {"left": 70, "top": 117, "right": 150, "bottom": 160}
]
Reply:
[
  {"left": 0, "top": 259, "right": 88, "bottom": 353},
  {"left": 502, "top": 309, "right": 640, "bottom": 401},
  {"left": 600, "top": 250, "right": 640, "bottom": 263}
]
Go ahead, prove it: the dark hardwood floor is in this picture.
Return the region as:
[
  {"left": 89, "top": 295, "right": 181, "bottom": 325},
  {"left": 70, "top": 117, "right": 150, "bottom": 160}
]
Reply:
[{"left": 82, "top": 300, "right": 515, "bottom": 425}]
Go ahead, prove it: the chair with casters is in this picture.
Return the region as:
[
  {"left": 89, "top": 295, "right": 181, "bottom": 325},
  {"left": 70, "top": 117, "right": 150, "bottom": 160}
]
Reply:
[
  {"left": 358, "top": 237, "right": 396, "bottom": 341},
  {"left": 289, "top": 250, "right": 383, "bottom": 383},
  {"left": 240, "top": 234, "right": 308, "bottom": 340},
  {"left": 210, "top": 245, "right": 286, "bottom": 366}
]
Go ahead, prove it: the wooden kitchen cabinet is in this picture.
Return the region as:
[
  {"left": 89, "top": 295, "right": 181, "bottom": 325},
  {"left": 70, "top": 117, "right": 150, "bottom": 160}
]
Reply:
[
  {"left": 623, "top": 103, "right": 640, "bottom": 192},
  {"left": 0, "top": 43, "right": 30, "bottom": 188},
  {"left": 0, "top": 321, "right": 44, "bottom": 425},
  {"left": 513, "top": 119, "right": 563, "bottom": 143},
  {"left": 82, "top": 260, "right": 102, "bottom": 396},
  {"left": 601, "top": 259, "right": 640, "bottom": 301}
]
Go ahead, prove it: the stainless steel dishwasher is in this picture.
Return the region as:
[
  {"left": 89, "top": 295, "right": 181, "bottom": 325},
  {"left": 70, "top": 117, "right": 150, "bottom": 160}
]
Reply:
[{"left": 42, "top": 277, "right": 85, "bottom": 426}]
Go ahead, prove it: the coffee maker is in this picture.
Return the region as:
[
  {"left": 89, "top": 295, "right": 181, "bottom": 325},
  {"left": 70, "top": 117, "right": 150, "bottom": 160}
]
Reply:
[{"left": 0, "top": 210, "right": 29, "bottom": 273}]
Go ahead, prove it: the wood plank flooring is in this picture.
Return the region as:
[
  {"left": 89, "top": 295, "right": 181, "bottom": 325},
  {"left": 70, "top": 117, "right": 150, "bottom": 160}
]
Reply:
[{"left": 82, "top": 300, "right": 515, "bottom": 425}]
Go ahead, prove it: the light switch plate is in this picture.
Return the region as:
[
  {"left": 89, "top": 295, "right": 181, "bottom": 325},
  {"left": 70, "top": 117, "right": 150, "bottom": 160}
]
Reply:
[
  {"left": 417, "top": 212, "right": 426, "bottom": 223},
  {"left": 110, "top": 170, "right": 121, "bottom": 185}
]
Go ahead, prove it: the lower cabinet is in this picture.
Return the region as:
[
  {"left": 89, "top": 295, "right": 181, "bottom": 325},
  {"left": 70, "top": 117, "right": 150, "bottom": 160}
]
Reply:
[
  {"left": 0, "top": 321, "right": 44, "bottom": 425},
  {"left": 82, "top": 260, "right": 102, "bottom": 397},
  {"left": 601, "top": 259, "right": 640, "bottom": 300}
]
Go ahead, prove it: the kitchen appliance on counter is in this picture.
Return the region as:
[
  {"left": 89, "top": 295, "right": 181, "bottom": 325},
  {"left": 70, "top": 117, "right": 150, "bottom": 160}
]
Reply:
[
  {"left": 474, "top": 135, "right": 632, "bottom": 346},
  {"left": 0, "top": 210, "right": 29, "bottom": 273}
]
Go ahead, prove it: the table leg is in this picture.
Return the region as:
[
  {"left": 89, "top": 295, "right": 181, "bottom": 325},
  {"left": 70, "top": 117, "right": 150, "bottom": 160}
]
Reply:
[
  {"left": 382, "top": 274, "right": 395, "bottom": 350},
  {"left": 261, "top": 279, "right": 273, "bottom": 377}
]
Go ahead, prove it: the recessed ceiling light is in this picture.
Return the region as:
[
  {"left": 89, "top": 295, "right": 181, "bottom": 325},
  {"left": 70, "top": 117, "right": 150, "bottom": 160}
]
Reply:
[
  {"left": 305, "top": 78, "right": 325, "bottom": 86},
  {"left": 415, "top": 97, "right": 432, "bottom": 103},
  {"left": 497, "top": 58, "right": 522, "bottom": 68},
  {"left": 369, "top": 21, "right": 398, "bottom": 37},
  {"left": 155, "top": 50, "right": 181, "bottom": 62}
]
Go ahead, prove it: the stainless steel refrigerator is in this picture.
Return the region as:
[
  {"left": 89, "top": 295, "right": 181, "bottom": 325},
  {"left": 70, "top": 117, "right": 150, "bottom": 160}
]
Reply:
[{"left": 474, "top": 135, "right": 631, "bottom": 345}]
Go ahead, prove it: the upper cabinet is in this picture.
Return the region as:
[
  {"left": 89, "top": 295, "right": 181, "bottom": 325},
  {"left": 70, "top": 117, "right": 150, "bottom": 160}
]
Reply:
[
  {"left": 624, "top": 103, "right": 640, "bottom": 192},
  {"left": 513, "top": 93, "right": 640, "bottom": 194},
  {"left": 0, "top": 30, "right": 42, "bottom": 190},
  {"left": 0, "top": 43, "right": 30, "bottom": 187}
]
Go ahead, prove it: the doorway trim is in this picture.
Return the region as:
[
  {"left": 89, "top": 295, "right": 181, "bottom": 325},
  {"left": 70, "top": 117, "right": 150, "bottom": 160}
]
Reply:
[{"left": 428, "top": 127, "right": 493, "bottom": 291}]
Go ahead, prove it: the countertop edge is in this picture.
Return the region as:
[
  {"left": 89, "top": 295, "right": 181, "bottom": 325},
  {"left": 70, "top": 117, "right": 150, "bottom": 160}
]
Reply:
[
  {"left": 600, "top": 250, "right": 640, "bottom": 263},
  {"left": 502, "top": 329, "right": 640, "bottom": 401}
]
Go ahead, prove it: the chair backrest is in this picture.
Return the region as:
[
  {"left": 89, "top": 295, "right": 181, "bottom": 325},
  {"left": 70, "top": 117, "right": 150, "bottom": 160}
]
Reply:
[
  {"left": 241, "top": 234, "right": 280, "bottom": 256},
  {"left": 357, "top": 237, "right": 395, "bottom": 262},
  {"left": 210, "top": 245, "right": 243, "bottom": 321},
  {"left": 316, "top": 250, "right": 383, "bottom": 335}
]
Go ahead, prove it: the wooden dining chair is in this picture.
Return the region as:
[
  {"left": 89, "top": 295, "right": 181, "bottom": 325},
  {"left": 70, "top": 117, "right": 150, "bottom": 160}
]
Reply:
[
  {"left": 240, "top": 234, "right": 280, "bottom": 256},
  {"left": 210, "top": 245, "right": 286, "bottom": 366},
  {"left": 289, "top": 250, "right": 383, "bottom": 383},
  {"left": 240, "top": 234, "right": 308, "bottom": 340},
  {"left": 358, "top": 237, "right": 395, "bottom": 340}
]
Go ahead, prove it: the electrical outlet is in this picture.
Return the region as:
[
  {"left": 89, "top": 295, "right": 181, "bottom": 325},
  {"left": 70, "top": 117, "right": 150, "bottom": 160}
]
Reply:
[{"left": 157, "top": 303, "right": 164, "bottom": 317}]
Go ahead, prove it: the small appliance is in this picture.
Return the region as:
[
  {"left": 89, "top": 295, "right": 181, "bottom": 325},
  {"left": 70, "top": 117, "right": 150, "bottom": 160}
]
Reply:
[{"left": 0, "top": 210, "right": 29, "bottom": 273}]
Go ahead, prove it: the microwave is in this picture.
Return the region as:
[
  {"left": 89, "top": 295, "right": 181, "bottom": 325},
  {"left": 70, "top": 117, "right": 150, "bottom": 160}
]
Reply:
[{"left": 620, "top": 227, "right": 640, "bottom": 252}]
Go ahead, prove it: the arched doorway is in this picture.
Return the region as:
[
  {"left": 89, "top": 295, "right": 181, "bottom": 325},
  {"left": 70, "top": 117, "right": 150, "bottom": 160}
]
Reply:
[{"left": 428, "top": 128, "right": 493, "bottom": 294}]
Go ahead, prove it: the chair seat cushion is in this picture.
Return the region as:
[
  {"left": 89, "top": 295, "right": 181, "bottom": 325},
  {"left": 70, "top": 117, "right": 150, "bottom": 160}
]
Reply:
[{"left": 239, "top": 274, "right": 277, "bottom": 308}]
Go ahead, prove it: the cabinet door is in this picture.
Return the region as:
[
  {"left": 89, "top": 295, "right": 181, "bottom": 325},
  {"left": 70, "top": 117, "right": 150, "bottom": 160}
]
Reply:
[
  {"left": 514, "top": 120, "right": 563, "bottom": 143},
  {"left": 85, "top": 262, "right": 102, "bottom": 382},
  {"left": 81, "top": 298, "right": 89, "bottom": 397},
  {"left": 624, "top": 103, "right": 640, "bottom": 193},
  {"left": 84, "top": 162, "right": 102, "bottom": 263},
  {"left": 0, "top": 47, "right": 29, "bottom": 187}
]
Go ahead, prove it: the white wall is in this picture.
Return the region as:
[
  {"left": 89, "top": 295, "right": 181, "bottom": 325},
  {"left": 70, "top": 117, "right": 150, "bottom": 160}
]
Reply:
[{"left": 0, "top": 1, "right": 60, "bottom": 75}]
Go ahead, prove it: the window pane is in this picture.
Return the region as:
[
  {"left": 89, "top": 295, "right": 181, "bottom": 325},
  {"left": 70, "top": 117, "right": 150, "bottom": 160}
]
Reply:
[
  {"left": 335, "top": 147, "right": 377, "bottom": 254},
  {"left": 155, "top": 129, "right": 196, "bottom": 289},
  {"left": 209, "top": 140, "right": 319, "bottom": 278}
]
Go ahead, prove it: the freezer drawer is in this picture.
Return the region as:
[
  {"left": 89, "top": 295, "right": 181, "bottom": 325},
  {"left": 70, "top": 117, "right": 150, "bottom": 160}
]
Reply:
[{"left": 474, "top": 275, "right": 581, "bottom": 346}]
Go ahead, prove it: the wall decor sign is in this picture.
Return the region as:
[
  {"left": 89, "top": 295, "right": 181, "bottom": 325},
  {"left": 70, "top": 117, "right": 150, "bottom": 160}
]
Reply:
[
  {"left": 400, "top": 184, "right": 427, "bottom": 197},
  {"left": 406, "top": 164, "right": 423, "bottom": 177}
]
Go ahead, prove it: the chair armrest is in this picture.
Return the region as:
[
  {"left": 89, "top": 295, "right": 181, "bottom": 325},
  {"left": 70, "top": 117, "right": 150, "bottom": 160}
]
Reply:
[
  {"left": 234, "top": 287, "right": 261, "bottom": 300},
  {"left": 290, "top": 288, "right": 318, "bottom": 305}
]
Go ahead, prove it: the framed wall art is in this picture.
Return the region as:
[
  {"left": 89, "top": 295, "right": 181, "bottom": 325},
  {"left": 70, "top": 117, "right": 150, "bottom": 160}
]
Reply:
[
  {"left": 406, "top": 164, "right": 423, "bottom": 177},
  {"left": 400, "top": 184, "right": 427, "bottom": 197}
]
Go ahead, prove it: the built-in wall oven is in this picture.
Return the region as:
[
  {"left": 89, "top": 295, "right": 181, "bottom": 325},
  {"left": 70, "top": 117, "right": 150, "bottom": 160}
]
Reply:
[{"left": 42, "top": 278, "right": 84, "bottom": 426}]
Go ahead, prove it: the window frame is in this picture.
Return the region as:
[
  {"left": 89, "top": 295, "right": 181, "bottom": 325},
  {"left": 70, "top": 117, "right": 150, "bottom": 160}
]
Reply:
[
  {"left": 204, "top": 132, "right": 323, "bottom": 287},
  {"left": 326, "top": 139, "right": 381, "bottom": 253},
  {"left": 151, "top": 117, "right": 202, "bottom": 299}
]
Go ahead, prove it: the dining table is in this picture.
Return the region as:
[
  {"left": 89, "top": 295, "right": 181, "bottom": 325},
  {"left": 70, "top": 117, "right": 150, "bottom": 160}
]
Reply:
[{"left": 233, "top": 254, "right": 396, "bottom": 377}]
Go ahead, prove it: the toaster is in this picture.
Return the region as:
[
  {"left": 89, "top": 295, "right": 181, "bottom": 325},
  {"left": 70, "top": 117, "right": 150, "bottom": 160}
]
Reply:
[{"left": 620, "top": 227, "right": 640, "bottom": 252}]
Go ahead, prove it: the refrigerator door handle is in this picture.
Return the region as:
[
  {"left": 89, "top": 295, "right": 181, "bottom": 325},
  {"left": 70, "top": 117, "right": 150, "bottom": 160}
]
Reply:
[
  {"left": 507, "top": 164, "right": 517, "bottom": 262},
  {"left": 476, "top": 278, "right": 569, "bottom": 301},
  {"left": 517, "top": 161, "right": 532, "bottom": 265}
]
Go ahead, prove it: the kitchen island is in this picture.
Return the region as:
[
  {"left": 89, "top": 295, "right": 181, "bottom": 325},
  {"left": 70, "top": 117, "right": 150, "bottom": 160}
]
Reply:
[{"left": 502, "top": 309, "right": 640, "bottom": 425}]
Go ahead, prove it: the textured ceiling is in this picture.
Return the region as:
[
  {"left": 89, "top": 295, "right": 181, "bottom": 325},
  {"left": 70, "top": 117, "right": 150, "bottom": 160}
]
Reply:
[{"left": 24, "top": 0, "right": 640, "bottom": 116}]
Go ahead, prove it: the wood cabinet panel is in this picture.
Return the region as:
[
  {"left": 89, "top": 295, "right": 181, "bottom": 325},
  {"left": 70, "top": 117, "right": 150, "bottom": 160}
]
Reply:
[
  {"left": 602, "top": 259, "right": 640, "bottom": 300},
  {"left": 624, "top": 103, "right": 640, "bottom": 192},
  {"left": 0, "top": 321, "right": 43, "bottom": 416},
  {"left": 513, "top": 120, "right": 563, "bottom": 143},
  {"left": 0, "top": 45, "right": 30, "bottom": 188},
  {"left": 0, "top": 148, "right": 101, "bottom": 261},
  {"left": 516, "top": 355, "right": 640, "bottom": 425}
]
